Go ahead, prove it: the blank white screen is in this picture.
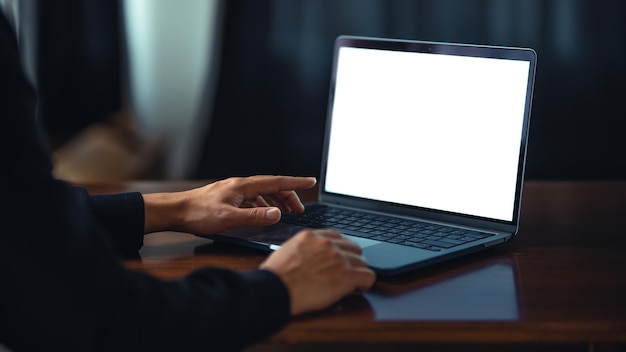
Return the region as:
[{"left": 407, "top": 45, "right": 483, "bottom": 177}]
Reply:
[{"left": 324, "top": 47, "right": 530, "bottom": 221}]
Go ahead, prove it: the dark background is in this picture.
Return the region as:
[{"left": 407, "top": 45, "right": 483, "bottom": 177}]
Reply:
[
  {"left": 35, "top": 0, "right": 626, "bottom": 180},
  {"left": 36, "top": 0, "right": 122, "bottom": 148}
]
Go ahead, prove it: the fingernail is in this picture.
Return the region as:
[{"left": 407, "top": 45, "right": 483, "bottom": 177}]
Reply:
[{"left": 266, "top": 208, "right": 281, "bottom": 221}]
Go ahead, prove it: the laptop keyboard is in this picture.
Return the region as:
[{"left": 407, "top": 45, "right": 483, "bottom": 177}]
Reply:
[{"left": 281, "top": 205, "right": 495, "bottom": 252}]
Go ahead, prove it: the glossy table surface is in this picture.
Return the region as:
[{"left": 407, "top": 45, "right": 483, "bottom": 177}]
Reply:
[{"left": 84, "top": 180, "right": 626, "bottom": 350}]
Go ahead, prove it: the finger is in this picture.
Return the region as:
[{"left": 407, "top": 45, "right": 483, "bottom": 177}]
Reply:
[
  {"left": 330, "top": 237, "right": 363, "bottom": 255},
  {"left": 313, "top": 229, "right": 363, "bottom": 254},
  {"left": 231, "top": 206, "right": 282, "bottom": 227},
  {"left": 311, "top": 228, "right": 343, "bottom": 240},
  {"left": 260, "top": 193, "right": 293, "bottom": 213},
  {"left": 342, "top": 251, "right": 369, "bottom": 268},
  {"left": 251, "top": 195, "right": 271, "bottom": 208},
  {"left": 351, "top": 267, "right": 376, "bottom": 293},
  {"left": 239, "top": 176, "right": 317, "bottom": 200},
  {"left": 263, "top": 191, "right": 306, "bottom": 213}
]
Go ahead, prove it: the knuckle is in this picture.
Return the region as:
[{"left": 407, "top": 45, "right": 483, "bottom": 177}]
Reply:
[
  {"left": 214, "top": 207, "right": 229, "bottom": 220},
  {"left": 316, "top": 236, "right": 333, "bottom": 248},
  {"left": 229, "top": 177, "right": 245, "bottom": 187},
  {"left": 298, "top": 229, "right": 315, "bottom": 239},
  {"left": 213, "top": 208, "right": 233, "bottom": 226},
  {"left": 248, "top": 208, "right": 260, "bottom": 221},
  {"left": 328, "top": 248, "right": 343, "bottom": 261}
]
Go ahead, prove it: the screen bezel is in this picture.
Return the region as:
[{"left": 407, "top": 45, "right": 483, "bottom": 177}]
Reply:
[{"left": 318, "top": 35, "right": 537, "bottom": 233}]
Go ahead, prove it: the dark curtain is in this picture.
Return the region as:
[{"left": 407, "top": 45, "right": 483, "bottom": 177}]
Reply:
[
  {"left": 36, "top": 0, "right": 123, "bottom": 148},
  {"left": 196, "top": 0, "right": 626, "bottom": 180}
]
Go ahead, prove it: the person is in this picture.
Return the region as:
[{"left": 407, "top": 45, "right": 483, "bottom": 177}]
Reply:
[{"left": 0, "top": 10, "right": 375, "bottom": 352}]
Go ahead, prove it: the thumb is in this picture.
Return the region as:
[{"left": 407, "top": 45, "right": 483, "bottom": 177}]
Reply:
[{"left": 236, "top": 206, "right": 282, "bottom": 227}]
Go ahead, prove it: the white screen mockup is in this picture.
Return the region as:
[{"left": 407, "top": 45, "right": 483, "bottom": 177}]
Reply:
[{"left": 324, "top": 46, "right": 530, "bottom": 222}]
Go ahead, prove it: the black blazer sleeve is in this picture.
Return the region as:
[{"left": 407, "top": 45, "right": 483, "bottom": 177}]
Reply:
[
  {"left": 0, "top": 13, "right": 290, "bottom": 352},
  {"left": 84, "top": 188, "right": 146, "bottom": 256}
]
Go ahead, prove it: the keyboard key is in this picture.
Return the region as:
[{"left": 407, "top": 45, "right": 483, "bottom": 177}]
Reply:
[{"left": 282, "top": 205, "right": 493, "bottom": 252}]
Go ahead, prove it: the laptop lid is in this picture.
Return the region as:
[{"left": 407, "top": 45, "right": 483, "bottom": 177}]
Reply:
[{"left": 318, "top": 35, "right": 536, "bottom": 235}]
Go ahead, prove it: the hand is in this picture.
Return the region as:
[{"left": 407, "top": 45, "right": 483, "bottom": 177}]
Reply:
[
  {"left": 142, "top": 175, "right": 317, "bottom": 235},
  {"left": 260, "top": 229, "right": 376, "bottom": 316}
]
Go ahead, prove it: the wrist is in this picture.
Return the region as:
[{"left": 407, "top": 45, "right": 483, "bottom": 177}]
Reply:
[{"left": 142, "top": 192, "right": 187, "bottom": 233}]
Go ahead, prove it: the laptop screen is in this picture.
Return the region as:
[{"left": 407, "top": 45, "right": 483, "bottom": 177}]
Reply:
[{"left": 323, "top": 43, "right": 532, "bottom": 222}]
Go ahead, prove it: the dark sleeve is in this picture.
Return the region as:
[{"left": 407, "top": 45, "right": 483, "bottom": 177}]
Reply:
[
  {"left": 78, "top": 188, "right": 146, "bottom": 256},
  {"left": 0, "top": 13, "right": 291, "bottom": 352}
]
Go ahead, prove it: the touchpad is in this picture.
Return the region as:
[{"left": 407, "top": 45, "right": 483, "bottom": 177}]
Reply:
[{"left": 342, "top": 234, "right": 381, "bottom": 249}]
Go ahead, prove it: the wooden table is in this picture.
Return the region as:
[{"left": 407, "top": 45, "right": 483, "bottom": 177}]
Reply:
[{"left": 85, "top": 181, "right": 626, "bottom": 352}]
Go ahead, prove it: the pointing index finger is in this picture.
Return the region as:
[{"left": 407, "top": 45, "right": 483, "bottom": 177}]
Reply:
[{"left": 240, "top": 176, "right": 317, "bottom": 198}]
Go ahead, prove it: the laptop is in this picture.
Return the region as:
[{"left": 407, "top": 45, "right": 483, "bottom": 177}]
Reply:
[{"left": 205, "top": 35, "right": 537, "bottom": 276}]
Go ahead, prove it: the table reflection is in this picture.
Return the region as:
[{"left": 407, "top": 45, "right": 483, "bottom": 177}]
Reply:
[{"left": 364, "top": 262, "right": 519, "bottom": 321}]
